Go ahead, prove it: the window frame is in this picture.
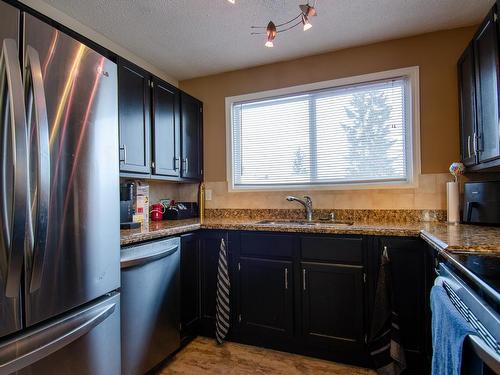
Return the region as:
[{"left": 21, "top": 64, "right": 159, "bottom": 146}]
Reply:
[{"left": 225, "top": 66, "right": 421, "bottom": 192}]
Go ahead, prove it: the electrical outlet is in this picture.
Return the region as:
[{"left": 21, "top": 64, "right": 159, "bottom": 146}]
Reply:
[{"left": 205, "top": 189, "right": 213, "bottom": 201}]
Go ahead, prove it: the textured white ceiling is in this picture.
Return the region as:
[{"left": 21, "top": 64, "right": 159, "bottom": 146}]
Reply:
[{"left": 40, "top": 0, "right": 493, "bottom": 80}]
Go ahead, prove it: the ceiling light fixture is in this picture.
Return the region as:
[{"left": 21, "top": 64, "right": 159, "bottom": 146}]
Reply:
[
  {"left": 227, "top": 0, "right": 235, "bottom": 4},
  {"left": 250, "top": 1, "right": 318, "bottom": 47},
  {"left": 299, "top": 4, "right": 317, "bottom": 17},
  {"left": 265, "top": 21, "right": 277, "bottom": 47}
]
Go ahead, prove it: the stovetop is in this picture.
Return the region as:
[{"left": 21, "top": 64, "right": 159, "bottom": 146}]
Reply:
[
  {"left": 447, "top": 252, "right": 500, "bottom": 292},
  {"left": 440, "top": 251, "right": 500, "bottom": 311}
]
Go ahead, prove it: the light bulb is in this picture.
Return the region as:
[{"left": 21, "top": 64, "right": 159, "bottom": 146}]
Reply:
[
  {"left": 265, "top": 21, "right": 277, "bottom": 48},
  {"left": 302, "top": 14, "right": 312, "bottom": 31},
  {"left": 227, "top": 0, "right": 235, "bottom": 3}
]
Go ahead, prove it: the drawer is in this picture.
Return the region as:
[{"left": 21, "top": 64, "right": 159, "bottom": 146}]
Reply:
[
  {"left": 240, "top": 233, "right": 295, "bottom": 258},
  {"left": 300, "top": 236, "right": 363, "bottom": 264}
]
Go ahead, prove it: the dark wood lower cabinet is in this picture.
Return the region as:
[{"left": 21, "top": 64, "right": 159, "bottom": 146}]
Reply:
[
  {"left": 378, "top": 238, "right": 430, "bottom": 374},
  {"left": 238, "top": 257, "right": 294, "bottom": 343},
  {"left": 301, "top": 261, "right": 365, "bottom": 361},
  {"left": 180, "top": 233, "right": 200, "bottom": 344},
  {"left": 186, "top": 230, "right": 430, "bottom": 373},
  {"left": 199, "top": 231, "right": 229, "bottom": 337}
]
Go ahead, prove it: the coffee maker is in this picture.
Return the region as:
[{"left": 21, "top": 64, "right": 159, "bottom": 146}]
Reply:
[{"left": 120, "top": 183, "right": 140, "bottom": 229}]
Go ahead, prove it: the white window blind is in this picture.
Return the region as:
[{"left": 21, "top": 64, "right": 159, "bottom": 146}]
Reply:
[{"left": 229, "top": 74, "right": 415, "bottom": 189}]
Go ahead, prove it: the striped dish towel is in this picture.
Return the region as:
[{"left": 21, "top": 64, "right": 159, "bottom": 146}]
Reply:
[{"left": 215, "top": 238, "right": 230, "bottom": 344}]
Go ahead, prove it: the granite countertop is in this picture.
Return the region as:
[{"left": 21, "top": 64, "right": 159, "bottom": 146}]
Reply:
[
  {"left": 419, "top": 222, "right": 500, "bottom": 254},
  {"left": 120, "top": 219, "right": 201, "bottom": 246},
  {"left": 201, "top": 218, "right": 424, "bottom": 237},
  {"left": 120, "top": 217, "right": 500, "bottom": 255}
]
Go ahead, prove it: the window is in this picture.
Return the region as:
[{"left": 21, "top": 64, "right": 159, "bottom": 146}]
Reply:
[{"left": 226, "top": 67, "right": 420, "bottom": 190}]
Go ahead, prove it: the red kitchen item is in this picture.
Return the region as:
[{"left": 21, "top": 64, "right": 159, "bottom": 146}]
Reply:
[{"left": 150, "top": 203, "right": 165, "bottom": 221}]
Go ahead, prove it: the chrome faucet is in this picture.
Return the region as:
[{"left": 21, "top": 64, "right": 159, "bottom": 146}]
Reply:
[{"left": 286, "top": 195, "right": 313, "bottom": 221}]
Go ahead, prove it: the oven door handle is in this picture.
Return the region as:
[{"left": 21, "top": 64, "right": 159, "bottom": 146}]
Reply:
[
  {"left": 467, "top": 335, "right": 500, "bottom": 373},
  {"left": 435, "top": 271, "right": 500, "bottom": 373}
]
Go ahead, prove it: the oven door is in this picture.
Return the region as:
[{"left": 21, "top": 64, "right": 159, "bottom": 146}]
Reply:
[{"left": 435, "top": 263, "right": 500, "bottom": 374}]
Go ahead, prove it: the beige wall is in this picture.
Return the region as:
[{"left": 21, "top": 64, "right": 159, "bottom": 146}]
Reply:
[{"left": 180, "top": 27, "right": 476, "bottom": 210}]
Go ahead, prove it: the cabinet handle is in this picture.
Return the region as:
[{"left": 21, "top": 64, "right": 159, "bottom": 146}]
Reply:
[
  {"left": 119, "top": 145, "right": 127, "bottom": 163},
  {"left": 467, "top": 135, "right": 471, "bottom": 158},
  {"left": 284, "top": 268, "right": 288, "bottom": 290},
  {"left": 474, "top": 133, "right": 484, "bottom": 154},
  {"left": 473, "top": 132, "right": 477, "bottom": 155},
  {"left": 182, "top": 158, "right": 189, "bottom": 174},
  {"left": 302, "top": 269, "right": 306, "bottom": 291}
]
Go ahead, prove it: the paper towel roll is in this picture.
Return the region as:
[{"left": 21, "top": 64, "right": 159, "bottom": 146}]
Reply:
[{"left": 447, "top": 181, "right": 460, "bottom": 223}]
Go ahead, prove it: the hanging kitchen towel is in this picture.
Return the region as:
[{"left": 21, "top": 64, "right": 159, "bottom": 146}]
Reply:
[
  {"left": 430, "top": 284, "right": 476, "bottom": 375},
  {"left": 215, "top": 238, "right": 230, "bottom": 345},
  {"left": 369, "top": 247, "right": 406, "bottom": 375}
]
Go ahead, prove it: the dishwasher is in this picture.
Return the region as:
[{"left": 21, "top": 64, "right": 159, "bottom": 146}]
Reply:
[{"left": 120, "top": 237, "right": 181, "bottom": 375}]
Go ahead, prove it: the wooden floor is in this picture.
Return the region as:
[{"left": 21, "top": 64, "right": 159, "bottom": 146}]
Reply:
[{"left": 158, "top": 337, "right": 376, "bottom": 375}]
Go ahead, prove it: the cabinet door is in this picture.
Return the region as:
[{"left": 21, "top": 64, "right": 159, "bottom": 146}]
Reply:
[
  {"left": 180, "top": 92, "right": 203, "bottom": 180},
  {"left": 378, "top": 238, "right": 428, "bottom": 371},
  {"left": 152, "top": 78, "right": 180, "bottom": 177},
  {"left": 458, "top": 44, "right": 478, "bottom": 167},
  {"left": 200, "top": 231, "right": 229, "bottom": 336},
  {"left": 180, "top": 233, "right": 200, "bottom": 341},
  {"left": 238, "top": 257, "right": 294, "bottom": 341},
  {"left": 301, "top": 262, "right": 364, "bottom": 350},
  {"left": 118, "top": 60, "right": 151, "bottom": 174},
  {"left": 474, "top": 8, "right": 500, "bottom": 164}
]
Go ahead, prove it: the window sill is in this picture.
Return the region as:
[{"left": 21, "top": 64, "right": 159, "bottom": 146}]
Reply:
[{"left": 227, "top": 179, "right": 419, "bottom": 192}]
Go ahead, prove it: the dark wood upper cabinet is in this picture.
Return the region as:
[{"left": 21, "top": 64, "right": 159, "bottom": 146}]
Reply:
[
  {"left": 458, "top": 44, "right": 478, "bottom": 167},
  {"left": 118, "top": 60, "right": 203, "bottom": 181},
  {"left": 473, "top": 8, "right": 500, "bottom": 165},
  {"left": 238, "top": 257, "right": 294, "bottom": 341},
  {"left": 181, "top": 92, "right": 203, "bottom": 180},
  {"left": 118, "top": 60, "right": 151, "bottom": 175},
  {"left": 458, "top": 4, "right": 500, "bottom": 171},
  {"left": 152, "top": 78, "right": 181, "bottom": 177}
]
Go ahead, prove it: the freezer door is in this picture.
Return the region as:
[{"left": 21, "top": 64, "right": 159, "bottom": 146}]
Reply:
[
  {"left": 0, "top": 292, "right": 121, "bottom": 375},
  {"left": 0, "top": 1, "right": 25, "bottom": 339},
  {"left": 23, "top": 14, "right": 120, "bottom": 326}
]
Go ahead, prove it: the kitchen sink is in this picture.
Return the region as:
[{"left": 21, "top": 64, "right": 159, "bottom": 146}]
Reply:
[{"left": 255, "top": 219, "right": 354, "bottom": 227}]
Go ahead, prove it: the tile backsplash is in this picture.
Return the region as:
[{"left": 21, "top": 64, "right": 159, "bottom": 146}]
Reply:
[
  {"left": 204, "top": 173, "right": 453, "bottom": 210},
  {"left": 120, "top": 179, "right": 199, "bottom": 205}
]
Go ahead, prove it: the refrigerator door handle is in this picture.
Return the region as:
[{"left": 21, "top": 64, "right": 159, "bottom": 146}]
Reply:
[
  {"left": 0, "top": 39, "right": 29, "bottom": 298},
  {"left": 0, "top": 297, "right": 117, "bottom": 374},
  {"left": 24, "top": 45, "right": 50, "bottom": 293}
]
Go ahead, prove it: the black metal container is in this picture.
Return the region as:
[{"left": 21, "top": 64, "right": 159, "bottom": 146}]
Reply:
[{"left": 463, "top": 181, "right": 500, "bottom": 225}]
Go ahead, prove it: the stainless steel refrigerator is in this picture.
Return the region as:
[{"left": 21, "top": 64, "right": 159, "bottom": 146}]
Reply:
[{"left": 0, "top": 1, "right": 121, "bottom": 373}]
